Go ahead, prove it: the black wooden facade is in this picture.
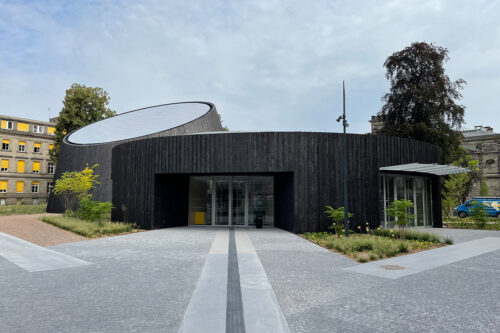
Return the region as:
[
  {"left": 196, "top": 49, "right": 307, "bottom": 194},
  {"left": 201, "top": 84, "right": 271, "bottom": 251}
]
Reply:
[{"left": 110, "top": 132, "right": 441, "bottom": 233}]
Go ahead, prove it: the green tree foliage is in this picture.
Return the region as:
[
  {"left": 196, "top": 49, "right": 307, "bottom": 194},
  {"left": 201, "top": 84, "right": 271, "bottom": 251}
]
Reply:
[
  {"left": 479, "top": 179, "right": 490, "bottom": 196},
  {"left": 50, "top": 84, "right": 116, "bottom": 162},
  {"left": 77, "top": 197, "right": 113, "bottom": 231},
  {"left": 218, "top": 114, "right": 229, "bottom": 131},
  {"left": 53, "top": 164, "right": 100, "bottom": 214},
  {"left": 385, "top": 199, "right": 414, "bottom": 239},
  {"left": 325, "top": 206, "right": 353, "bottom": 237},
  {"left": 441, "top": 156, "right": 481, "bottom": 218},
  {"left": 469, "top": 203, "right": 488, "bottom": 228},
  {"left": 377, "top": 42, "right": 466, "bottom": 164}
]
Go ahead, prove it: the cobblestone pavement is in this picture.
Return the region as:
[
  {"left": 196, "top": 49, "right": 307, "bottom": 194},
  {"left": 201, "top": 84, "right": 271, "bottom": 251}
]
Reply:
[
  {"left": 0, "top": 213, "right": 87, "bottom": 246},
  {"left": 1, "top": 227, "right": 499, "bottom": 332},
  {"left": 249, "top": 228, "right": 500, "bottom": 333}
]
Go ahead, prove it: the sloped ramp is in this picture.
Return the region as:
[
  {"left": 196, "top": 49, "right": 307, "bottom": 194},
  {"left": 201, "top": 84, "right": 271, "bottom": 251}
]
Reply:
[{"left": 0, "top": 232, "right": 91, "bottom": 272}]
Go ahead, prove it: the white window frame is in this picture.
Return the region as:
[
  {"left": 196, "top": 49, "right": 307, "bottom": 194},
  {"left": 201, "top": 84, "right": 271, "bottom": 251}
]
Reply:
[
  {"left": 2, "top": 142, "right": 9, "bottom": 151},
  {"left": 47, "top": 182, "right": 54, "bottom": 194},
  {"left": 34, "top": 144, "right": 41, "bottom": 153},
  {"left": 33, "top": 125, "right": 44, "bottom": 134},
  {"left": 31, "top": 182, "right": 39, "bottom": 193},
  {"left": 5, "top": 121, "right": 13, "bottom": 130},
  {"left": 47, "top": 162, "right": 54, "bottom": 174},
  {"left": 18, "top": 142, "right": 25, "bottom": 152}
]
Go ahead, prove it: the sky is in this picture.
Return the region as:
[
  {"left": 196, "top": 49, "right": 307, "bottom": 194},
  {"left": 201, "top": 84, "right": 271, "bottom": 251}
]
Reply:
[{"left": 0, "top": 0, "right": 499, "bottom": 134}]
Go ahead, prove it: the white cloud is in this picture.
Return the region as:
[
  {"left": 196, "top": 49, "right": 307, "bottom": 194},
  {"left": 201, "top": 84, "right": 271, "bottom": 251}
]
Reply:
[{"left": 0, "top": 0, "right": 499, "bottom": 133}]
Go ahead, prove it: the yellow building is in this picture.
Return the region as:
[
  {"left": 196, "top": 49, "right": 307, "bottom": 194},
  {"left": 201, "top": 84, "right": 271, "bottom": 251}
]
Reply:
[{"left": 0, "top": 116, "right": 56, "bottom": 205}]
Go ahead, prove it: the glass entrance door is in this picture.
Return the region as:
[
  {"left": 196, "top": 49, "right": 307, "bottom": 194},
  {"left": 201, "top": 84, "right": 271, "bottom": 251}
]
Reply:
[
  {"left": 232, "top": 180, "right": 246, "bottom": 225},
  {"left": 215, "top": 180, "right": 229, "bottom": 225},
  {"left": 188, "top": 176, "right": 274, "bottom": 226}
]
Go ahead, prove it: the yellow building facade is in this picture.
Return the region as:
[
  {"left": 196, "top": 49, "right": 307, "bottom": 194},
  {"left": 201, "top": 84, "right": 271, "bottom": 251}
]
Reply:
[{"left": 0, "top": 116, "right": 56, "bottom": 205}]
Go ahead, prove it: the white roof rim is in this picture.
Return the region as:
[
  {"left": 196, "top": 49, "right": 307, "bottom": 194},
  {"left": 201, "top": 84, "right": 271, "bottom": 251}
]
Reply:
[{"left": 65, "top": 101, "right": 214, "bottom": 145}]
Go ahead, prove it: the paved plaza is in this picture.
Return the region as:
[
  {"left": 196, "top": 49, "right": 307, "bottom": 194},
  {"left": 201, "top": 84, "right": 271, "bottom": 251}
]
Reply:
[{"left": 0, "top": 227, "right": 499, "bottom": 332}]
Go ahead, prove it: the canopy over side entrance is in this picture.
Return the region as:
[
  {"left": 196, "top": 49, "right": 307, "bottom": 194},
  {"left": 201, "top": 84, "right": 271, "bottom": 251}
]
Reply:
[{"left": 380, "top": 163, "right": 470, "bottom": 176}]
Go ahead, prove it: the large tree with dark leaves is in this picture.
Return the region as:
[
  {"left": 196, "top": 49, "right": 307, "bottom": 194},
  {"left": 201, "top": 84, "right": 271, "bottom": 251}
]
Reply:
[
  {"left": 50, "top": 83, "right": 116, "bottom": 162},
  {"left": 377, "top": 42, "right": 466, "bottom": 164}
]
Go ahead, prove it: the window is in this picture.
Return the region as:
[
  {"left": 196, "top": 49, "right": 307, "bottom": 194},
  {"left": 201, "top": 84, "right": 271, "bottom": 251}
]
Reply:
[
  {"left": 49, "top": 144, "right": 54, "bottom": 150},
  {"left": 0, "top": 180, "right": 7, "bottom": 193},
  {"left": 34, "top": 142, "right": 41, "bottom": 153},
  {"left": 33, "top": 125, "right": 44, "bottom": 134},
  {"left": 47, "top": 182, "right": 54, "bottom": 194},
  {"left": 0, "top": 199, "right": 5, "bottom": 206},
  {"left": 18, "top": 141, "right": 26, "bottom": 152},
  {"left": 47, "top": 162, "right": 54, "bottom": 174},
  {"left": 1, "top": 120, "right": 13, "bottom": 130},
  {"left": 16, "top": 181, "right": 23, "bottom": 193},
  {"left": 31, "top": 181, "right": 39, "bottom": 193},
  {"left": 32, "top": 161, "right": 40, "bottom": 173},
  {"left": 1, "top": 159, "right": 8, "bottom": 172},
  {"left": 2, "top": 139, "right": 10, "bottom": 150},
  {"left": 17, "top": 160, "right": 25, "bottom": 173},
  {"left": 47, "top": 126, "right": 55, "bottom": 135},
  {"left": 17, "top": 122, "right": 29, "bottom": 131},
  {"left": 32, "top": 198, "right": 38, "bottom": 205}
]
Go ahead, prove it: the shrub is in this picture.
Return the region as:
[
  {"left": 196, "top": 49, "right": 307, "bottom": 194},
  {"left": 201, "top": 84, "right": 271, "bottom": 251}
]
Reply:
[
  {"left": 469, "top": 204, "right": 488, "bottom": 228},
  {"left": 385, "top": 199, "right": 414, "bottom": 239},
  {"left": 325, "top": 206, "right": 353, "bottom": 237},
  {"left": 77, "top": 198, "right": 113, "bottom": 222},
  {"left": 53, "top": 164, "right": 100, "bottom": 214}
]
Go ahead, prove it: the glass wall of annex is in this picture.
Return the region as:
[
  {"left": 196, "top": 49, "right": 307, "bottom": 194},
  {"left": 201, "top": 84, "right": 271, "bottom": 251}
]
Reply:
[{"left": 380, "top": 174, "right": 433, "bottom": 227}]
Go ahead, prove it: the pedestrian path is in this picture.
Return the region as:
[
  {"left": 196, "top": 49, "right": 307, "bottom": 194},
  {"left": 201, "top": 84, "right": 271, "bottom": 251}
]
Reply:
[
  {"left": 179, "top": 229, "right": 290, "bottom": 333},
  {"left": 344, "top": 236, "right": 500, "bottom": 279},
  {"left": 0, "top": 232, "right": 91, "bottom": 272}
]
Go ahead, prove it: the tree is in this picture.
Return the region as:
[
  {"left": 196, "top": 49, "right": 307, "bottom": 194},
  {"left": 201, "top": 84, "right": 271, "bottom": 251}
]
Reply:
[
  {"left": 479, "top": 179, "right": 490, "bottom": 196},
  {"left": 469, "top": 203, "right": 488, "bottom": 228},
  {"left": 385, "top": 199, "right": 414, "bottom": 239},
  {"left": 441, "top": 154, "right": 481, "bottom": 218},
  {"left": 377, "top": 42, "right": 466, "bottom": 164},
  {"left": 53, "top": 164, "right": 100, "bottom": 214},
  {"left": 50, "top": 84, "right": 116, "bottom": 162},
  {"left": 325, "top": 206, "right": 353, "bottom": 237}
]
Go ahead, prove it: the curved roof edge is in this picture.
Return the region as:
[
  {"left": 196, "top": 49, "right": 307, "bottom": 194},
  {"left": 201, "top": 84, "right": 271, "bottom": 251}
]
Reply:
[{"left": 64, "top": 101, "right": 217, "bottom": 146}]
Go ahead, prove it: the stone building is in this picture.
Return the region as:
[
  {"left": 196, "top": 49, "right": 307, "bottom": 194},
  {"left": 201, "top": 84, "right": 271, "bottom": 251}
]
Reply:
[
  {"left": 369, "top": 116, "right": 500, "bottom": 198},
  {"left": 463, "top": 126, "right": 500, "bottom": 197},
  {"left": 0, "top": 116, "right": 56, "bottom": 205}
]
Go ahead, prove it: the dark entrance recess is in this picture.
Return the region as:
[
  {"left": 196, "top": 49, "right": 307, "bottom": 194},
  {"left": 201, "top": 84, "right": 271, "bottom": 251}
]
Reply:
[{"left": 154, "top": 173, "right": 294, "bottom": 232}]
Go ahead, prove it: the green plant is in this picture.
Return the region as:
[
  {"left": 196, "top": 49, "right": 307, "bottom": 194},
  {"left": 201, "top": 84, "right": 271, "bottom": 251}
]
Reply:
[
  {"left": 469, "top": 204, "right": 488, "bottom": 228},
  {"left": 385, "top": 199, "right": 414, "bottom": 239},
  {"left": 0, "top": 204, "right": 47, "bottom": 216},
  {"left": 77, "top": 197, "right": 113, "bottom": 231},
  {"left": 325, "top": 206, "right": 353, "bottom": 237},
  {"left": 53, "top": 164, "right": 100, "bottom": 214},
  {"left": 41, "top": 215, "right": 134, "bottom": 238},
  {"left": 479, "top": 179, "right": 490, "bottom": 196}
]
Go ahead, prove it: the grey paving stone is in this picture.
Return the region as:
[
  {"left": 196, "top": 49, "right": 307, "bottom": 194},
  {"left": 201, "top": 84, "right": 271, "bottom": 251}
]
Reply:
[{"left": 1, "top": 226, "right": 499, "bottom": 332}]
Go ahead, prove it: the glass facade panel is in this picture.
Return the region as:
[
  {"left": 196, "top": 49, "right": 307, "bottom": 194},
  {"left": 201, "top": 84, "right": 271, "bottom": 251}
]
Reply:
[
  {"left": 215, "top": 180, "right": 229, "bottom": 225},
  {"left": 381, "top": 174, "right": 432, "bottom": 228},
  {"left": 232, "top": 180, "right": 245, "bottom": 225},
  {"left": 248, "top": 178, "right": 274, "bottom": 226},
  {"left": 188, "top": 176, "right": 273, "bottom": 226},
  {"left": 188, "top": 178, "right": 213, "bottom": 225}
]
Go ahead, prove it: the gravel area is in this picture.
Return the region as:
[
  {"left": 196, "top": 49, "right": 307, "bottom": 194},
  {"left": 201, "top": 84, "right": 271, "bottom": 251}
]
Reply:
[{"left": 0, "top": 213, "right": 87, "bottom": 246}]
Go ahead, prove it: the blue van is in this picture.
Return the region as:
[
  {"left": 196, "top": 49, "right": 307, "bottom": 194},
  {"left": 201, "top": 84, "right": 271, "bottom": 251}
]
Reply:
[{"left": 455, "top": 197, "right": 500, "bottom": 218}]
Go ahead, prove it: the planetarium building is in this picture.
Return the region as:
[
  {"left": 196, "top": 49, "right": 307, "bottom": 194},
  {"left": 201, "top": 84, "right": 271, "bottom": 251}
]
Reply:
[{"left": 47, "top": 102, "right": 468, "bottom": 233}]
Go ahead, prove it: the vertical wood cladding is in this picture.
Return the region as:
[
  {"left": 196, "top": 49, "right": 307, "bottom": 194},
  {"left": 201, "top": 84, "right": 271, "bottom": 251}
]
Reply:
[
  {"left": 111, "top": 132, "right": 440, "bottom": 233},
  {"left": 47, "top": 105, "right": 223, "bottom": 213}
]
